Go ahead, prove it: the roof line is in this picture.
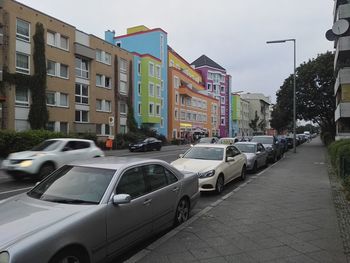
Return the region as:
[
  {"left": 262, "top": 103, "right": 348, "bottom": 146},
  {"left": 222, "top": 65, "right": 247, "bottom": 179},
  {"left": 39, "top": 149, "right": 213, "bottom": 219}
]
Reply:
[{"left": 115, "top": 28, "right": 168, "bottom": 39}]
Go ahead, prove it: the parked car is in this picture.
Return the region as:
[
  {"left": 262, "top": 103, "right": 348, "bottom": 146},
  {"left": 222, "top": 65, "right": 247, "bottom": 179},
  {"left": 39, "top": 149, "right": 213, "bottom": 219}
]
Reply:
[
  {"left": 251, "top": 135, "right": 283, "bottom": 163},
  {"left": 217, "top": 137, "right": 239, "bottom": 145},
  {"left": 234, "top": 142, "right": 268, "bottom": 173},
  {"left": 0, "top": 157, "right": 199, "bottom": 263},
  {"left": 277, "top": 135, "right": 289, "bottom": 153},
  {"left": 171, "top": 144, "right": 246, "bottom": 194},
  {"left": 128, "top": 137, "right": 162, "bottom": 152},
  {"left": 286, "top": 137, "right": 294, "bottom": 149},
  {"left": 2, "top": 138, "right": 104, "bottom": 181}
]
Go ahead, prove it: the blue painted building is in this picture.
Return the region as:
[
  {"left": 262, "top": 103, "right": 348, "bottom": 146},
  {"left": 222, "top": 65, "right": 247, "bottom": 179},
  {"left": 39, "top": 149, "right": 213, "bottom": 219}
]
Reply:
[{"left": 105, "top": 26, "right": 168, "bottom": 136}]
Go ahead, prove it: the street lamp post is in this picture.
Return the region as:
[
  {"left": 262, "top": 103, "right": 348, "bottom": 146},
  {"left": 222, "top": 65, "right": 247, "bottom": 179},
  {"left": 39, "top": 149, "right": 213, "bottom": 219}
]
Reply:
[{"left": 266, "top": 38, "right": 296, "bottom": 153}]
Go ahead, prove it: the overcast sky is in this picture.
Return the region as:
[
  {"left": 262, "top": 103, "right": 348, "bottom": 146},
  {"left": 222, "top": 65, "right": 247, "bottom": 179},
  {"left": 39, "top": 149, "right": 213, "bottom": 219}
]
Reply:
[{"left": 18, "top": 0, "right": 334, "bottom": 103}]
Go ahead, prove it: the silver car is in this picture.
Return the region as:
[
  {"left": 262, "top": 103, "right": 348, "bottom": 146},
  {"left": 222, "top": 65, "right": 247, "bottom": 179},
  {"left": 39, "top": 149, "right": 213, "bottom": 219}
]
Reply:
[
  {"left": 0, "top": 157, "right": 199, "bottom": 263},
  {"left": 234, "top": 142, "right": 268, "bottom": 173}
]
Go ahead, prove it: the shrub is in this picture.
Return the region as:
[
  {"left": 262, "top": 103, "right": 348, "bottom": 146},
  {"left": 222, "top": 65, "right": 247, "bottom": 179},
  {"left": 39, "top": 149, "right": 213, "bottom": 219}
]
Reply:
[
  {"left": 328, "top": 139, "right": 350, "bottom": 167},
  {"left": 321, "top": 131, "right": 333, "bottom": 146}
]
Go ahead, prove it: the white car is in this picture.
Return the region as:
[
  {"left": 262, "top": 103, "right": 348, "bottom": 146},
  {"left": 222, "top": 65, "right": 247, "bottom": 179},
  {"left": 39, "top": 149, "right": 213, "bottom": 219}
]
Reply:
[
  {"left": 171, "top": 144, "right": 247, "bottom": 193},
  {"left": 2, "top": 138, "right": 104, "bottom": 180}
]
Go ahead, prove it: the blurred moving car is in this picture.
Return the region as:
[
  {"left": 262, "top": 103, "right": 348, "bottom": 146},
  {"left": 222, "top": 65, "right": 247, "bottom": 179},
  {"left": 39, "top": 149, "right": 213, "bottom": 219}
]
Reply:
[
  {"left": 251, "top": 135, "right": 283, "bottom": 163},
  {"left": 234, "top": 142, "right": 268, "bottom": 173},
  {"left": 2, "top": 138, "right": 104, "bottom": 180},
  {"left": 0, "top": 157, "right": 199, "bottom": 263},
  {"left": 171, "top": 144, "right": 246, "bottom": 194},
  {"left": 217, "top": 137, "right": 239, "bottom": 145},
  {"left": 128, "top": 137, "right": 162, "bottom": 152}
]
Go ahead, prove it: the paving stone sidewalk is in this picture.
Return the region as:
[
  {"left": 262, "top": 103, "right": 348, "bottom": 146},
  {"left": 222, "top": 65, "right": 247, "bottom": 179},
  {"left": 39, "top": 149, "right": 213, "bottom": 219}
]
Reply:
[{"left": 127, "top": 138, "right": 349, "bottom": 263}]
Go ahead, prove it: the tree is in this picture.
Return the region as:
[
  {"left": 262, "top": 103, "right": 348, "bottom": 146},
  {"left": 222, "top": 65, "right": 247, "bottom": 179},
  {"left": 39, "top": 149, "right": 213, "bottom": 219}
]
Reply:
[
  {"left": 249, "top": 111, "right": 259, "bottom": 132},
  {"left": 272, "top": 52, "right": 335, "bottom": 139},
  {"left": 28, "top": 23, "right": 49, "bottom": 129}
]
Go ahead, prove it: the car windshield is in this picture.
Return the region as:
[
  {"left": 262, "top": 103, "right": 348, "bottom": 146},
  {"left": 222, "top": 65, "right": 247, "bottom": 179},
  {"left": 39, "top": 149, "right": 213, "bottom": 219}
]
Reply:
[
  {"left": 199, "top": 137, "right": 213, "bottom": 143},
  {"left": 27, "top": 165, "right": 116, "bottom": 204},
  {"left": 251, "top": 137, "right": 273, "bottom": 145},
  {"left": 235, "top": 144, "right": 256, "bottom": 153},
  {"left": 31, "top": 140, "right": 62, "bottom": 151},
  {"left": 183, "top": 147, "right": 224, "bottom": 161}
]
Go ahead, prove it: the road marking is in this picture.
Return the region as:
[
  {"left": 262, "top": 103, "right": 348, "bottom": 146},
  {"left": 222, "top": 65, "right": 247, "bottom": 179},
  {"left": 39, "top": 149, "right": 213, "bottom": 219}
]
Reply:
[{"left": 0, "top": 187, "right": 33, "bottom": 195}]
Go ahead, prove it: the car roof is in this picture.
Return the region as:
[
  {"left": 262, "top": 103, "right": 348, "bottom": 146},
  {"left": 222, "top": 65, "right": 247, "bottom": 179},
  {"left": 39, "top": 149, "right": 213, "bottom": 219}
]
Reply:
[
  {"left": 47, "top": 138, "right": 93, "bottom": 142},
  {"left": 69, "top": 157, "right": 167, "bottom": 170},
  {"left": 193, "top": 143, "right": 228, "bottom": 149},
  {"left": 235, "top": 141, "right": 259, "bottom": 145}
]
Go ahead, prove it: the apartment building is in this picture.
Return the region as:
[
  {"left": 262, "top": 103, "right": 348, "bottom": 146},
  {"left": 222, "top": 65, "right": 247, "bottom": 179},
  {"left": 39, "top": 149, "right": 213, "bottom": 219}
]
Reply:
[
  {"left": 191, "top": 55, "right": 231, "bottom": 137},
  {"left": 168, "top": 47, "right": 220, "bottom": 140},
  {"left": 105, "top": 26, "right": 168, "bottom": 136},
  {"left": 331, "top": 1, "right": 350, "bottom": 140},
  {"left": 240, "top": 93, "right": 271, "bottom": 135},
  {"left": 230, "top": 94, "right": 250, "bottom": 137},
  {"left": 0, "top": 0, "right": 133, "bottom": 141}
]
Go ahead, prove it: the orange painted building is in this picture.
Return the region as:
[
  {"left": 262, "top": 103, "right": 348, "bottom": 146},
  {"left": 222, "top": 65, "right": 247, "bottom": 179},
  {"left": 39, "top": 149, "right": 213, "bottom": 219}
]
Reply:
[{"left": 168, "top": 47, "right": 220, "bottom": 140}]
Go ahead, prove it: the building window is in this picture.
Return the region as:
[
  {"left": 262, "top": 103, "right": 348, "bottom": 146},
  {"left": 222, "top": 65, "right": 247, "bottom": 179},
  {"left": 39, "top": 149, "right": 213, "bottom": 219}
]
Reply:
[
  {"left": 155, "top": 65, "right": 161, "bottom": 79},
  {"left": 156, "top": 104, "right": 161, "bottom": 116},
  {"left": 175, "top": 92, "right": 179, "bottom": 104},
  {"left": 59, "top": 93, "right": 68, "bottom": 107},
  {"left": 96, "top": 74, "right": 103, "bottom": 86},
  {"left": 221, "top": 86, "right": 225, "bottom": 93},
  {"left": 16, "top": 19, "right": 30, "bottom": 42},
  {"left": 60, "top": 35, "right": 69, "bottom": 50},
  {"left": 46, "top": 92, "right": 68, "bottom": 107},
  {"left": 221, "top": 117, "right": 225, "bottom": 125},
  {"left": 149, "top": 103, "right": 154, "bottom": 115},
  {"left": 75, "top": 110, "right": 89, "bottom": 123},
  {"left": 221, "top": 96, "right": 225, "bottom": 104},
  {"left": 138, "top": 102, "right": 142, "bottom": 115},
  {"left": 60, "top": 64, "right": 68, "bottom": 78},
  {"left": 46, "top": 92, "right": 55, "bottom": 105},
  {"left": 47, "top": 60, "right": 56, "bottom": 76},
  {"left": 119, "top": 125, "right": 127, "bottom": 134},
  {"left": 75, "top": 57, "right": 89, "bottom": 79},
  {"left": 181, "top": 96, "right": 185, "bottom": 105},
  {"left": 174, "top": 108, "right": 178, "bottom": 120},
  {"left": 75, "top": 83, "right": 89, "bottom": 104},
  {"left": 149, "top": 63, "right": 154, "bottom": 77},
  {"left": 138, "top": 82, "right": 141, "bottom": 96},
  {"left": 221, "top": 106, "right": 225, "bottom": 115},
  {"left": 96, "top": 99, "right": 102, "bottom": 111},
  {"left": 16, "top": 53, "right": 30, "bottom": 74},
  {"left": 156, "top": 85, "right": 161, "bottom": 98},
  {"left": 120, "top": 59, "right": 127, "bottom": 72},
  {"left": 174, "top": 76, "right": 180, "bottom": 89},
  {"left": 47, "top": 31, "right": 55, "bottom": 46},
  {"left": 180, "top": 111, "right": 185, "bottom": 120},
  {"left": 105, "top": 53, "right": 111, "bottom": 65},
  {"left": 120, "top": 81, "right": 127, "bottom": 94},
  {"left": 15, "top": 86, "right": 29, "bottom": 106},
  {"left": 137, "top": 61, "right": 141, "bottom": 75},
  {"left": 96, "top": 99, "right": 111, "bottom": 112},
  {"left": 60, "top": 122, "right": 68, "bottom": 134},
  {"left": 207, "top": 83, "right": 212, "bottom": 91},
  {"left": 46, "top": 121, "right": 55, "bottom": 132},
  {"left": 120, "top": 102, "right": 127, "bottom": 115},
  {"left": 47, "top": 31, "right": 69, "bottom": 50},
  {"left": 96, "top": 50, "right": 111, "bottom": 65},
  {"left": 149, "top": 83, "right": 154, "bottom": 97},
  {"left": 96, "top": 74, "right": 111, "bottom": 89}
]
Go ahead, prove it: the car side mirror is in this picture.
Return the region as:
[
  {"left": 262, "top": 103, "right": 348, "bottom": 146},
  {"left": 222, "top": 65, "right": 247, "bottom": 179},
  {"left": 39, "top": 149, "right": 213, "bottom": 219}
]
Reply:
[
  {"left": 179, "top": 154, "right": 184, "bottom": 158},
  {"left": 113, "top": 194, "right": 131, "bottom": 205},
  {"left": 226, "top": 156, "right": 235, "bottom": 162}
]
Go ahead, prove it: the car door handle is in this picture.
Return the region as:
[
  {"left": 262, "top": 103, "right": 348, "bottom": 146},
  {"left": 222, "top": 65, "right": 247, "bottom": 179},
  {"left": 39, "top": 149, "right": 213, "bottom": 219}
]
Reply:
[
  {"left": 143, "top": 199, "right": 152, "bottom": 206},
  {"left": 172, "top": 187, "right": 179, "bottom": 192}
]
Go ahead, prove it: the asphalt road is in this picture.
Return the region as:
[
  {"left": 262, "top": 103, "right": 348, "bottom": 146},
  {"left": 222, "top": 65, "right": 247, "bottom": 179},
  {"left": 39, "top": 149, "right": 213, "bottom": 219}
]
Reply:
[{"left": 0, "top": 144, "right": 275, "bottom": 261}]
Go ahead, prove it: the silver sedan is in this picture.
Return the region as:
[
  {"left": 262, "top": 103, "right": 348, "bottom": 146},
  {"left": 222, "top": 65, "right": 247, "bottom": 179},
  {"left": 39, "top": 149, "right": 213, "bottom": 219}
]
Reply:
[
  {"left": 234, "top": 142, "right": 268, "bottom": 173},
  {"left": 0, "top": 157, "right": 199, "bottom": 263}
]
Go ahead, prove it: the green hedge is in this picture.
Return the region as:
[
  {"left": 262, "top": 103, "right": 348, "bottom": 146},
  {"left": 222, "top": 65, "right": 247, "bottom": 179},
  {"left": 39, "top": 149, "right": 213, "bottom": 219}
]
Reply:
[
  {"left": 0, "top": 130, "right": 97, "bottom": 158},
  {"left": 328, "top": 139, "right": 350, "bottom": 199}
]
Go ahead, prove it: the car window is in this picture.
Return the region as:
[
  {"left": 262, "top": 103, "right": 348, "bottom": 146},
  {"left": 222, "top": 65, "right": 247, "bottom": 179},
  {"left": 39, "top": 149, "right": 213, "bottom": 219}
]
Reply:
[
  {"left": 27, "top": 166, "right": 115, "bottom": 204},
  {"left": 257, "top": 144, "right": 264, "bottom": 152},
  {"left": 235, "top": 144, "right": 256, "bottom": 153},
  {"left": 116, "top": 167, "right": 147, "bottom": 199},
  {"left": 143, "top": 164, "right": 167, "bottom": 191},
  {"left": 75, "top": 141, "right": 90, "bottom": 149},
  {"left": 164, "top": 168, "right": 178, "bottom": 184},
  {"left": 226, "top": 147, "right": 235, "bottom": 157},
  {"left": 231, "top": 146, "right": 241, "bottom": 156},
  {"left": 31, "top": 140, "right": 62, "bottom": 151}
]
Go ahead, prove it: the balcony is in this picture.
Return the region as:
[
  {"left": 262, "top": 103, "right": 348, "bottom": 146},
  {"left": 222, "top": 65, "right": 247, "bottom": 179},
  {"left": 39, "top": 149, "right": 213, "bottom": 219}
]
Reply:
[
  {"left": 337, "top": 3, "right": 350, "bottom": 20},
  {"left": 334, "top": 0, "right": 349, "bottom": 21},
  {"left": 335, "top": 102, "right": 350, "bottom": 121},
  {"left": 335, "top": 67, "right": 350, "bottom": 95},
  {"left": 74, "top": 43, "right": 95, "bottom": 60},
  {"left": 334, "top": 36, "right": 350, "bottom": 70}
]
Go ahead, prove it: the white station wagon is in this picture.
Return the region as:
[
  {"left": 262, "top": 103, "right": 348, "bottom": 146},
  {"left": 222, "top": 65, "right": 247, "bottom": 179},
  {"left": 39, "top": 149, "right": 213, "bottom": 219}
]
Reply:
[
  {"left": 171, "top": 144, "right": 247, "bottom": 193},
  {"left": 2, "top": 138, "right": 104, "bottom": 180}
]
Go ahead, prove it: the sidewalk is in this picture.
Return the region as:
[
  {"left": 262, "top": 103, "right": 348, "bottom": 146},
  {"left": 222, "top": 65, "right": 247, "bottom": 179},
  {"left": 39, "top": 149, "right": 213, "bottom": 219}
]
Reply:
[{"left": 127, "top": 138, "right": 349, "bottom": 263}]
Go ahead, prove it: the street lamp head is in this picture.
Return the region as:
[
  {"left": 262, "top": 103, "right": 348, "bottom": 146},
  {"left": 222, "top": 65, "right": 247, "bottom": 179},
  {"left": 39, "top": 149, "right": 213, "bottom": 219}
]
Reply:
[{"left": 266, "top": 39, "right": 295, "bottom": 44}]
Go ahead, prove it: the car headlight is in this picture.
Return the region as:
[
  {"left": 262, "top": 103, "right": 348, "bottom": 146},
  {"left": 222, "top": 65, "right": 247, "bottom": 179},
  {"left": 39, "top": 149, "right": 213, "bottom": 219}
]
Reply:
[
  {"left": 198, "top": 169, "right": 215, "bottom": 178},
  {"left": 19, "top": 160, "right": 33, "bottom": 167},
  {"left": 0, "top": 251, "right": 9, "bottom": 263}
]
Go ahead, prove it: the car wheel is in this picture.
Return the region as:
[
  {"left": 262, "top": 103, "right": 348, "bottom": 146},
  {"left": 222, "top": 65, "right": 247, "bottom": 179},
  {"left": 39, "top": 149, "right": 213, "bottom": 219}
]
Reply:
[
  {"left": 240, "top": 166, "right": 246, "bottom": 181},
  {"left": 49, "top": 247, "right": 89, "bottom": 263},
  {"left": 38, "top": 163, "right": 55, "bottom": 180},
  {"left": 174, "top": 198, "right": 190, "bottom": 226},
  {"left": 215, "top": 175, "right": 224, "bottom": 194},
  {"left": 252, "top": 161, "right": 258, "bottom": 173},
  {"left": 142, "top": 146, "right": 146, "bottom": 152}
]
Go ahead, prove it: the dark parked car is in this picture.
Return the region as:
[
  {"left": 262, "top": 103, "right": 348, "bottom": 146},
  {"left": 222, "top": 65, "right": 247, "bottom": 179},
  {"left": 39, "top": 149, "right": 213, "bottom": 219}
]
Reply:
[
  {"left": 129, "top": 137, "right": 162, "bottom": 152},
  {"left": 251, "top": 135, "right": 283, "bottom": 163},
  {"left": 277, "top": 136, "right": 288, "bottom": 153}
]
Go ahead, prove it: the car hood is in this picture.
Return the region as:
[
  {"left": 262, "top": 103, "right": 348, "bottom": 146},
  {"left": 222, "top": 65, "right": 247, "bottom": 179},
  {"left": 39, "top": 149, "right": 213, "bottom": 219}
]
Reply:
[
  {"left": 7, "top": 150, "right": 51, "bottom": 160},
  {"left": 171, "top": 158, "right": 221, "bottom": 173},
  {"left": 0, "top": 194, "right": 92, "bottom": 249}
]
